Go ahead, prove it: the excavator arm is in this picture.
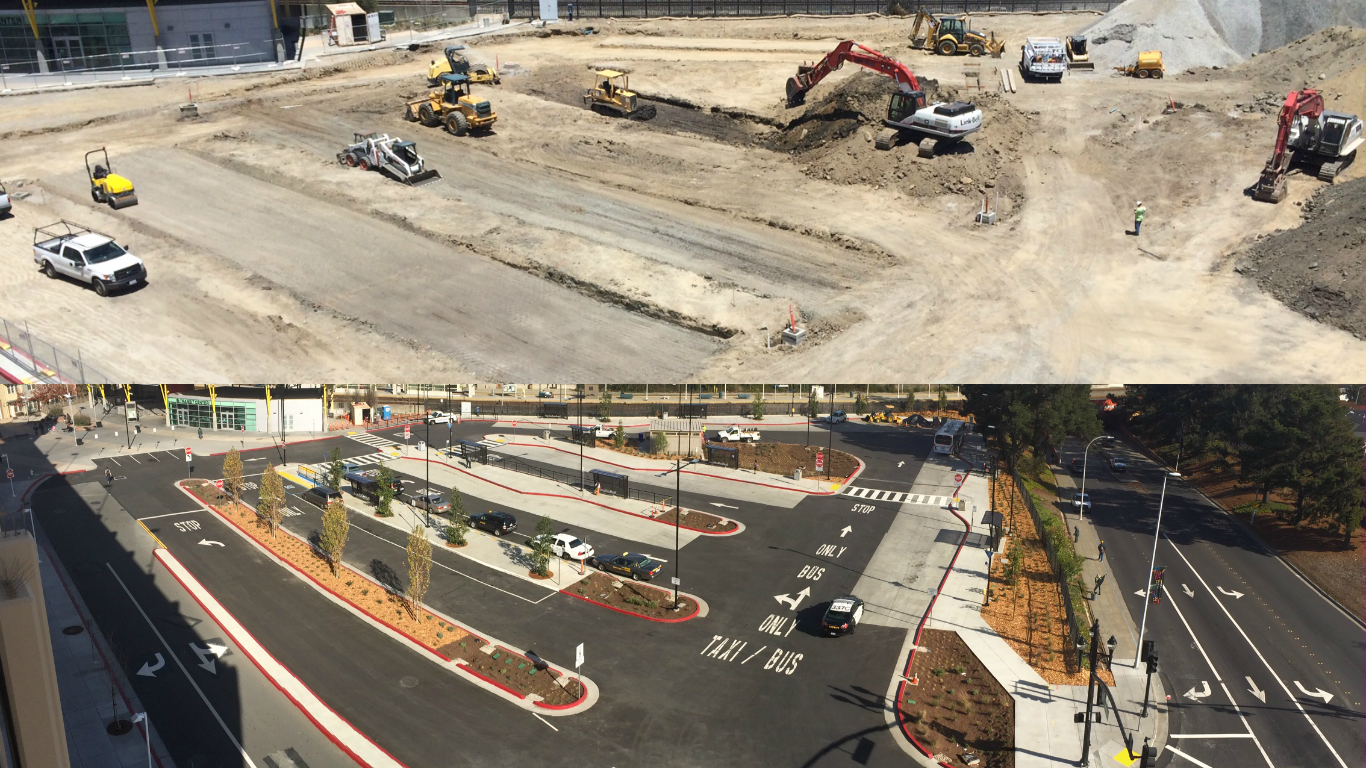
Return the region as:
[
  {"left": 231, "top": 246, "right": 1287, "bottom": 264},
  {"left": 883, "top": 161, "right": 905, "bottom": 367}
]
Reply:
[
  {"left": 786, "top": 40, "right": 922, "bottom": 108},
  {"left": 1253, "top": 89, "right": 1324, "bottom": 203}
]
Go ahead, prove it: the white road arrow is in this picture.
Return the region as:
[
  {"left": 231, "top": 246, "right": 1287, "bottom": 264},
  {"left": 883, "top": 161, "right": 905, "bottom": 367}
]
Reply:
[
  {"left": 774, "top": 586, "right": 812, "bottom": 611},
  {"left": 198, "top": 539, "right": 225, "bottom": 547},
  {"left": 136, "top": 653, "right": 165, "bottom": 678},
  {"left": 1216, "top": 586, "right": 1244, "bottom": 599},
  {"left": 898, "top": 461, "right": 905, "bottom": 468},
  {"left": 1294, "top": 680, "right": 1334, "bottom": 704},
  {"left": 189, "top": 641, "right": 229, "bottom": 674},
  {"left": 1246, "top": 677, "right": 1266, "bottom": 703},
  {"left": 840, "top": 526, "right": 852, "bottom": 538},
  {"left": 1135, "top": 589, "right": 1147, "bottom": 597},
  {"left": 708, "top": 503, "right": 738, "bottom": 510},
  {"left": 1185, "top": 681, "right": 1212, "bottom": 701},
  {"left": 1182, "top": 584, "right": 1195, "bottom": 598}
]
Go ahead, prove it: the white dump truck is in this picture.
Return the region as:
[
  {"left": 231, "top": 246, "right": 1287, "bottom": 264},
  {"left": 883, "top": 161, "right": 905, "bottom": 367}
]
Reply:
[
  {"left": 1020, "top": 37, "right": 1067, "bottom": 83},
  {"left": 715, "top": 426, "right": 761, "bottom": 443},
  {"left": 33, "top": 221, "right": 145, "bottom": 297}
]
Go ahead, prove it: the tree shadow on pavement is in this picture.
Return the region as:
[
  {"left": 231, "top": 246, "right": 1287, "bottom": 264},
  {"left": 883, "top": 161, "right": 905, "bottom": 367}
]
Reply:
[{"left": 369, "top": 558, "right": 404, "bottom": 593}]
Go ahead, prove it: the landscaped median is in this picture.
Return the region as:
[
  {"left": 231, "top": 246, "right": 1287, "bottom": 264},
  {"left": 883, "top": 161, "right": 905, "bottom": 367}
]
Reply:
[
  {"left": 177, "top": 479, "right": 593, "bottom": 712},
  {"left": 561, "top": 571, "right": 705, "bottom": 623},
  {"left": 898, "top": 629, "right": 1014, "bottom": 768}
]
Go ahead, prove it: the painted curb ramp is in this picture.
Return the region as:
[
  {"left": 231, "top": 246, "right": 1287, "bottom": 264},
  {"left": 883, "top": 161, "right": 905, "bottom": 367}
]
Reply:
[{"left": 153, "top": 547, "right": 409, "bottom": 768}]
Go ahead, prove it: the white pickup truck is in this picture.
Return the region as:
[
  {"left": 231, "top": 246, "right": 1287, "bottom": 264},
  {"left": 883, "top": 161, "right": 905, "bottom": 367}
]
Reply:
[
  {"left": 1020, "top": 37, "right": 1067, "bottom": 83},
  {"left": 715, "top": 426, "right": 761, "bottom": 443},
  {"left": 33, "top": 221, "right": 145, "bottom": 297}
]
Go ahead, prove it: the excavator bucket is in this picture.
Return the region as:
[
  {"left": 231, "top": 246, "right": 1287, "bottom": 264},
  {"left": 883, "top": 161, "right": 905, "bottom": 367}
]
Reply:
[
  {"left": 786, "top": 75, "right": 811, "bottom": 108},
  {"left": 396, "top": 168, "right": 442, "bottom": 186}
]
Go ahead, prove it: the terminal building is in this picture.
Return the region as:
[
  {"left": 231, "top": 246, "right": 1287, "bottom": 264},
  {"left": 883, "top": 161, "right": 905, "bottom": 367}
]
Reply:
[{"left": 0, "top": 0, "right": 288, "bottom": 73}]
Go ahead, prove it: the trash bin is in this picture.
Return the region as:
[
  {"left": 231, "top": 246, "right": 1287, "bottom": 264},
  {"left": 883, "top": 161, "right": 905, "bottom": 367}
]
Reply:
[
  {"left": 76, "top": 437, "right": 84, "bottom": 446},
  {"left": 417, "top": 440, "right": 426, "bottom": 452},
  {"left": 544, "top": 430, "right": 550, "bottom": 440},
  {"left": 794, "top": 467, "right": 802, "bottom": 481}
]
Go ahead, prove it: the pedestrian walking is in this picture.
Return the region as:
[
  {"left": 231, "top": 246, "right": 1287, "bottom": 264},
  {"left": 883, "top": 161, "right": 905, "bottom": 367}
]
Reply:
[
  {"left": 1097, "top": 540, "right": 1106, "bottom": 562},
  {"left": 567, "top": 2, "right": 574, "bottom": 21},
  {"left": 1073, "top": 526, "right": 1080, "bottom": 544},
  {"left": 104, "top": 468, "right": 113, "bottom": 486},
  {"left": 1092, "top": 573, "right": 1105, "bottom": 599},
  {"left": 1133, "top": 200, "right": 1146, "bottom": 236}
]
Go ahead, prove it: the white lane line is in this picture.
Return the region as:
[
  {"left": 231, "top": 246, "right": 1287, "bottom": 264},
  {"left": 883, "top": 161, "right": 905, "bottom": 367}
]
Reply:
[
  {"left": 109, "top": 457, "right": 122, "bottom": 466},
  {"left": 106, "top": 564, "right": 258, "bottom": 767},
  {"left": 129, "top": 455, "right": 141, "bottom": 464},
  {"left": 532, "top": 712, "right": 559, "bottom": 732},
  {"left": 1167, "top": 535, "right": 1350, "bottom": 768},
  {"left": 137, "top": 510, "right": 206, "bottom": 521},
  {"left": 1170, "top": 734, "right": 1256, "bottom": 739},
  {"left": 346, "top": 523, "right": 556, "bottom": 604},
  {"left": 1167, "top": 746, "right": 1216, "bottom": 768}
]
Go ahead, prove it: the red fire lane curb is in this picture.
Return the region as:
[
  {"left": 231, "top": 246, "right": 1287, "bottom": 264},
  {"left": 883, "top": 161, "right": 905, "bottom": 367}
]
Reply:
[{"left": 559, "top": 585, "right": 704, "bottom": 623}]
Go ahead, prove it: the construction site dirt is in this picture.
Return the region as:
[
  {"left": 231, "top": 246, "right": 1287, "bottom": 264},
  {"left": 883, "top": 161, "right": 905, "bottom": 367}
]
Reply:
[{"left": 1, "top": 14, "right": 1363, "bottom": 381}]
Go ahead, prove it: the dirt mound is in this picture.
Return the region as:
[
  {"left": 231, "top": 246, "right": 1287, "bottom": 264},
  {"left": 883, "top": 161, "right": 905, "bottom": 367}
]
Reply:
[
  {"left": 1236, "top": 176, "right": 1366, "bottom": 339},
  {"left": 765, "top": 71, "right": 1029, "bottom": 202},
  {"left": 1084, "top": 0, "right": 1243, "bottom": 72},
  {"left": 1195, "top": 26, "right": 1366, "bottom": 86}
]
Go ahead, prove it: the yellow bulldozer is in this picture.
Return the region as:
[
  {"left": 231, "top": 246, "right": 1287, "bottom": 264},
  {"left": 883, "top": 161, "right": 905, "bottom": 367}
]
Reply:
[
  {"left": 584, "top": 69, "right": 657, "bottom": 120},
  {"left": 85, "top": 147, "right": 137, "bottom": 209},
  {"left": 1115, "top": 50, "right": 1165, "bottom": 79},
  {"left": 910, "top": 9, "right": 1004, "bottom": 57},
  {"left": 404, "top": 73, "right": 497, "bottom": 136},
  {"left": 426, "top": 44, "right": 499, "bottom": 86}
]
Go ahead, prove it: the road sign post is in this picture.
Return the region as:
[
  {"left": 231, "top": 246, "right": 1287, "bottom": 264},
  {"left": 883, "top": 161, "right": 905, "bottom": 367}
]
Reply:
[
  {"left": 575, "top": 642, "right": 584, "bottom": 688},
  {"left": 815, "top": 451, "right": 824, "bottom": 473},
  {"left": 185, "top": 447, "right": 193, "bottom": 479}
]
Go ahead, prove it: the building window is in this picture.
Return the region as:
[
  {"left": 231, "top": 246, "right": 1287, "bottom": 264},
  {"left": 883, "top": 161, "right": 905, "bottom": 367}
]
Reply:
[
  {"left": 188, "top": 32, "right": 214, "bottom": 61},
  {"left": 284, "top": 414, "right": 295, "bottom": 431}
]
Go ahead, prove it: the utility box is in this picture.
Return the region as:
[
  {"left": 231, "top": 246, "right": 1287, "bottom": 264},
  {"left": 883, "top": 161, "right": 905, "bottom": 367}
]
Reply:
[{"left": 782, "top": 327, "right": 808, "bottom": 346}]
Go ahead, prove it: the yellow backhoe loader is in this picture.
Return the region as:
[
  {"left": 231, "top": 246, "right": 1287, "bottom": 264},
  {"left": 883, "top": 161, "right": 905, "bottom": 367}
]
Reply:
[
  {"left": 404, "top": 73, "right": 497, "bottom": 136},
  {"left": 909, "top": 9, "right": 1004, "bottom": 57},
  {"left": 426, "top": 44, "right": 499, "bottom": 86}
]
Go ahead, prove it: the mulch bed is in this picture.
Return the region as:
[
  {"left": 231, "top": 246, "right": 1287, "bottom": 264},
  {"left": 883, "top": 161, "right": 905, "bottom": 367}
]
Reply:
[
  {"left": 1179, "top": 459, "right": 1365, "bottom": 621},
  {"left": 441, "top": 638, "right": 583, "bottom": 706},
  {"left": 568, "top": 571, "right": 691, "bottom": 619},
  {"left": 980, "top": 472, "right": 1112, "bottom": 688},
  {"left": 900, "top": 629, "right": 1014, "bottom": 768},
  {"left": 730, "top": 441, "right": 859, "bottom": 478},
  {"left": 653, "top": 507, "right": 736, "bottom": 532}
]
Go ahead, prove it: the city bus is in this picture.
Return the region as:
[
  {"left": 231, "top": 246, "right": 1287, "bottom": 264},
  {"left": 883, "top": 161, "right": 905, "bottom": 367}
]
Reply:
[{"left": 933, "top": 419, "right": 966, "bottom": 454}]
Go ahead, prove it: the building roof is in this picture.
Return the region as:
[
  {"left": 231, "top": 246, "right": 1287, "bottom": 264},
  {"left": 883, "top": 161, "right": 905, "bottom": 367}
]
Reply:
[
  {"left": 326, "top": 2, "right": 367, "bottom": 15},
  {"left": 171, "top": 386, "right": 323, "bottom": 401}
]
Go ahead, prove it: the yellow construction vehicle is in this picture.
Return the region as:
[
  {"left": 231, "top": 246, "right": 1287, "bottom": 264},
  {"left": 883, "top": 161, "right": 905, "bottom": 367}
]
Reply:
[
  {"left": 1115, "top": 50, "right": 1164, "bottom": 79},
  {"left": 426, "top": 44, "right": 499, "bottom": 86},
  {"left": 85, "top": 147, "right": 137, "bottom": 209},
  {"left": 584, "top": 69, "right": 657, "bottom": 120},
  {"left": 909, "top": 9, "right": 1004, "bottom": 57},
  {"left": 404, "top": 73, "right": 497, "bottom": 136},
  {"left": 1066, "top": 35, "right": 1094, "bottom": 70}
]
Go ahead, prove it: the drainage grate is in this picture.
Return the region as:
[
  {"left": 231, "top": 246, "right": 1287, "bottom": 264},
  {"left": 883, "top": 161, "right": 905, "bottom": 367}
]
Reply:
[{"left": 62, "top": 625, "right": 85, "bottom": 635}]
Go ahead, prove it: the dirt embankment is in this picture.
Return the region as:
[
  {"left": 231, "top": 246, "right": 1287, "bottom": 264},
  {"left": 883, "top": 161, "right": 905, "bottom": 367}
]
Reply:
[
  {"left": 765, "top": 71, "right": 1028, "bottom": 203},
  {"left": 1236, "top": 176, "right": 1366, "bottom": 339}
]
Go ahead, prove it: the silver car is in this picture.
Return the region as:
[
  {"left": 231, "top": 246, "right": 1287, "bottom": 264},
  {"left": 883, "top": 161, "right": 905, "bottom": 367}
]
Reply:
[{"left": 409, "top": 492, "right": 450, "bottom": 515}]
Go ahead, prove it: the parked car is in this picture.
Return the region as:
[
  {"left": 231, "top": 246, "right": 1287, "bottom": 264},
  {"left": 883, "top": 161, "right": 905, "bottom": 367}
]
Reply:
[
  {"left": 590, "top": 552, "right": 662, "bottom": 581},
  {"left": 425, "top": 411, "right": 453, "bottom": 424},
  {"left": 714, "top": 426, "right": 761, "bottom": 442},
  {"left": 1071, "top": 492, "right": 1091, "bottom": 511},
  {"left": 32, "top": 220, "right": 146, "bottom": 297},
  {"left": 822, "top": 596, "right": 865, "bottom": 636},
  {"left": 588, "top": 424, "right": 614, "bottom": 439},
  {"left": 537, "top": 390, "right": 555, "bottom": 398},
  {"left": 827, "top": 411, "right": 847, "bottom": 424},
  {"left": 1109, "top": 455, "right": 1127, "bottom": 472},
  {"left": 1069, "top": 457, "right": 1083, "bottom": 473},
  {"left": 409, "top": 492, "right": 450, "bottom": 515},
  {"left": 0, "top": 181, "right": 11, "bottom": 216},
  {"left": 302, "top": 486, "right": 343, "bottom": 510},
  {"left": 469, "top": 510, "right": 517, "bottom": 536},
  {"left": 550, "top": 533, "right": 595, "bottom": 561}
]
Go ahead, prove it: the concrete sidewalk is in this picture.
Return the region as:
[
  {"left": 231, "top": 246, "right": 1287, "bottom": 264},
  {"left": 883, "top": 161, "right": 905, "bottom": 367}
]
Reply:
[{"left": 919, "top": 467, "right": 1168, "bottom": 768}]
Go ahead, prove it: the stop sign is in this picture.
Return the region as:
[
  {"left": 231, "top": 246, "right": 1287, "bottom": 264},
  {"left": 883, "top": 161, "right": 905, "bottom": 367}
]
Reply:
[
  {"left": 404, "top": 425, "right": 411, "bottom": 439},
  {"left": 815, "top": 451, "right": 824, "bottom": 471},
  {"left": 214, "top": 478, "right": 224, "bottom": 489},
  {"left": 5, "top": 469, "right": 13, "bottom": 479},
  {"left": 185, "top": 447, "right": 192, "bottom": 461}
]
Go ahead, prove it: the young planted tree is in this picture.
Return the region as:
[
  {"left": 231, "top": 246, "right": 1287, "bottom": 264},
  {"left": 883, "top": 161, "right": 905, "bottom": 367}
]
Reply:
[
  {"left": 937, "top": 388, "right": 948, "bottom": 417},
  {"left": 613, "top": 421, "right": 626, "bottom": 450},
  {"left": 259, "top": 463, "right": 286, "bottom": 538},
  {"left": 599, "top": 392, "right": 613, "bottom": 422},
  {"left": 444, "top": 484, "right": 468, "bottom": 545},
  {"left": 807, "top": 389, "right": 820, "bottom": 420},
  {"left": 406, "top": 523, "right": 432, "bottom": 620},
  {"left": 529, "top": 514, "right": 555, "bottom": 577},
  {"left": 328, "top": 447, "right": 345, "bottom": 491},
  {"left": 376, "top": 464, "right": 396, "bottom": 517},
  {"left": 651, "top": 431, "right": 669, "bottom": 455},
  {"left": 222, "top": 447, "right": 244, "bottom": 511},
  {"left": 752, "top": 395, "right": 766, "bottom": 421},
  {"left": 319, "top": 499, "right": 350, "bottom": 577},
  {"left": 854, "top": 392, "right": 867, "bottom": 416}
]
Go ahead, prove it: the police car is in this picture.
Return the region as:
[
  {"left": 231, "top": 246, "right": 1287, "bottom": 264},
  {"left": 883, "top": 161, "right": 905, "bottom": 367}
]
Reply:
[{"left": 822, "top": 596, "right": 865, "bottom": 637}]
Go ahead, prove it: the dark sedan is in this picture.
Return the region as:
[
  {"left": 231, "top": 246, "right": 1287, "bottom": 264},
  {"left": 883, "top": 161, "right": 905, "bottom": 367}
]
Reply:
[
  {"left": 469, "top": 510, "right": 517, "bottom": 536},
  {"left": 590, "top": 553, "right": 662, "bottom": 581}
]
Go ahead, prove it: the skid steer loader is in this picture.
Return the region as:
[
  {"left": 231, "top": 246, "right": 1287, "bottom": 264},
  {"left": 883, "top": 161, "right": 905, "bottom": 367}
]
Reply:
[
  {"left": 85, "top": 147, "right": 138, "bottom": 209},
  {"left": 337, "top": 132, "right": 442, "bottom": 186},
  {"left": 584, "top": 70, "right": 656, "bottom": 120},
  {"left": 404, "top": 73, "right": 498, "bottom": 136}
]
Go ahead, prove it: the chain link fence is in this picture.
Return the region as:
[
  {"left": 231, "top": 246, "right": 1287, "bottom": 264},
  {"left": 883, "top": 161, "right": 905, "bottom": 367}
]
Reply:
[
  {"left": 515, "top": 0, "right": 1117, "bottom": 17},
  {"left": 0, "top": 318, "right": 115, "bottom": 385}
]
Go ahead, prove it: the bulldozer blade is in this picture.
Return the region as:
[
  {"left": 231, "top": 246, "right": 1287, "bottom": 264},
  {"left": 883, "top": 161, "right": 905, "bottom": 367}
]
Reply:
[
  {"left": 404, "top": 169, "right": 443, "bottom": 186},
  {"left": 110, "top": 194, "right": 138, "bottom": 210}
]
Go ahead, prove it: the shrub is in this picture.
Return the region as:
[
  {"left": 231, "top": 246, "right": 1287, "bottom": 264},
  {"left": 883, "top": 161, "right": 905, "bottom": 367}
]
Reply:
[
  {"left": 73, "top": 414, "right": 91, "bottom": 427},
  {"left": 650, "top": 431, "right": 669, "bottom": 455},
  {"left": 47, "top": 405, "right": 65, "bottom": 418}
]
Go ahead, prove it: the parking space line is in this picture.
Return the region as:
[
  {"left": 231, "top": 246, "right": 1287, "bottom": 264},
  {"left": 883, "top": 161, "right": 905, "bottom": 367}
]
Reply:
[
  {"left": 532, "top": 713, "right": 559, "bottom": 732},
  {"left": 129, "top": 455, "right": 141, "bottom": 464},
  {"left": 137, "top": 510, "right": 206, "bottom": 521},
  {"left": 1169, "top": 734, "right": 1256, "bottom": 739},
  {"left": 109, "top": 457, "right": 122, "bottom": 466},
  {"left": 347, "top": 523, "right": 556, "bottom": 604},
  {"left": 1166, "top": 747, "right": 1216, "bottom": 768},
  {"left": 106, "top": 564, "right": 257, "bottom": 767}
]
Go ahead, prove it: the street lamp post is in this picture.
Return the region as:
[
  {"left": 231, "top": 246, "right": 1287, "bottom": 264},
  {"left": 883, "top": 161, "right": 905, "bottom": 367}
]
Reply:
[
  {"left": 124, "top": 394, "right": 132, "bottom": 450},
  {"left": 1135, "top": 471, "right": 1180, "bottom": 666},
  {"left": 577, "top": 390, "right": 584, "bottom": 494},
  {"left": 424, "top": 386, "right": 431, "bottom": 528},
  {"left": 1077, "top": 435, "right": 1106, "bottom": 526},
  {"left": 826, "top": 387, "right": 835, "bottom": 480},
  {"left": 674, "top": 456, "right": 681, "bottom": 606}
]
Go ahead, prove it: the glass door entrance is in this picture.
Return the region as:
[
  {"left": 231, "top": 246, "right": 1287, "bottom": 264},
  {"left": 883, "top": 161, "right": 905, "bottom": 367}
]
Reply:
[{"left": 52, "top": 36, "right": 85, "bottom": 70}]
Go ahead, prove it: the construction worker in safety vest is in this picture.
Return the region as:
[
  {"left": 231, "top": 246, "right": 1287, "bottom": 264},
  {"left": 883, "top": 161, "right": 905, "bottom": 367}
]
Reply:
[{"left": 1133, "top": 201, "right": 1147, "bottom": 236}]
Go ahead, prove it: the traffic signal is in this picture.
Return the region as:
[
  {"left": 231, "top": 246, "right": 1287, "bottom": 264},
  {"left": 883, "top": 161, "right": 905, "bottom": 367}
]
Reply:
[
  {"left": 1147, "top": 651, "right": 1159, "bottom": 675},
  {"left": 1141, "top": 640, "right": 1155, "bottom": 663},
  {"left": 1138, "top": 742, "right": 1157, "bottom": 768}
]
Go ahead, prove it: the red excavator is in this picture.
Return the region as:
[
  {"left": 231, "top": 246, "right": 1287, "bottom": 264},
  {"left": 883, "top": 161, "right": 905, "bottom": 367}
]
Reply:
[
  {"left": 1252, "top": 88, "right": 1363, "bottom": 203},
  {"left": 786, "top": 40, "right": 982, "bottom": 157}
]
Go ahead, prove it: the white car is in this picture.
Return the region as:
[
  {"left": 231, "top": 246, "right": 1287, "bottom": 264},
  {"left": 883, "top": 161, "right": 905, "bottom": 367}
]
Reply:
[
  {"left": 550, "top": 533, "right": 594, "bottom": 561},
  {"left": 425, "top": 411, "right": 453, "bottom": 424},
  {"left": 827, "top": 411, "right": 847, "bottom": 424},
  {"left": 588, "top": 424, "right": 614, "bottom": 438},
  {"left": 1071, "top": 492, "right": 1091, "bottom": 510}
]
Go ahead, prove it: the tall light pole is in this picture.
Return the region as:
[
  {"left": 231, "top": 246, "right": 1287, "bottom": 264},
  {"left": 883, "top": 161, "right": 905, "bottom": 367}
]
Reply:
[
  {"left": 577, "top": 389, "right": 584, "bottom": 494},
  {"left": 1135, "top": 471, "right": 1180, "bottom": 666},
  {"left": 424, "top": 385, "right": 431, "bottom": 528},
  {"left": 1078, "top": 435, "right": 1107, "bottom": 526},
  {"left": 674, "top": 456, "right": 681, "bottom": 606},
  {"left": 826, "top": 386, "right": 835, "bottom": 480}
]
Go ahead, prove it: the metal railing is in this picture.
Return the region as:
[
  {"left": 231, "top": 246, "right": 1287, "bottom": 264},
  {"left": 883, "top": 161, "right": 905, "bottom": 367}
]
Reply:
[
  {"left": 0, "top": 317, "right": 115, "bottom": 385},
  {"left": 1012, "top": 466, "right": 1083, "bottom": 673},
  {"left": 0, "top": 508, "right": 34, "bottom": 539}
]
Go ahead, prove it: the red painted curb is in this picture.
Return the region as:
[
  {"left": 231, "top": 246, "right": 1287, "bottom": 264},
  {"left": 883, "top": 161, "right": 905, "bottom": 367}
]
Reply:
[
  {"left": 558, "top": 585, "right": 702, "bottom": 623},
  {"left": 398, "top": 456, "right": 738, "bottom": 536},
  {"left": 179, "top": 483, "right": 451, "bottom": 663},
  {"left": 499, "top": 440, "right": 863, "bottom": 496},
  {"left": 153, "top": 548, "right": 406, "bottom": 768},
  {"left": 455, "top": 663, "right": 527, "bottom": 699}
]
